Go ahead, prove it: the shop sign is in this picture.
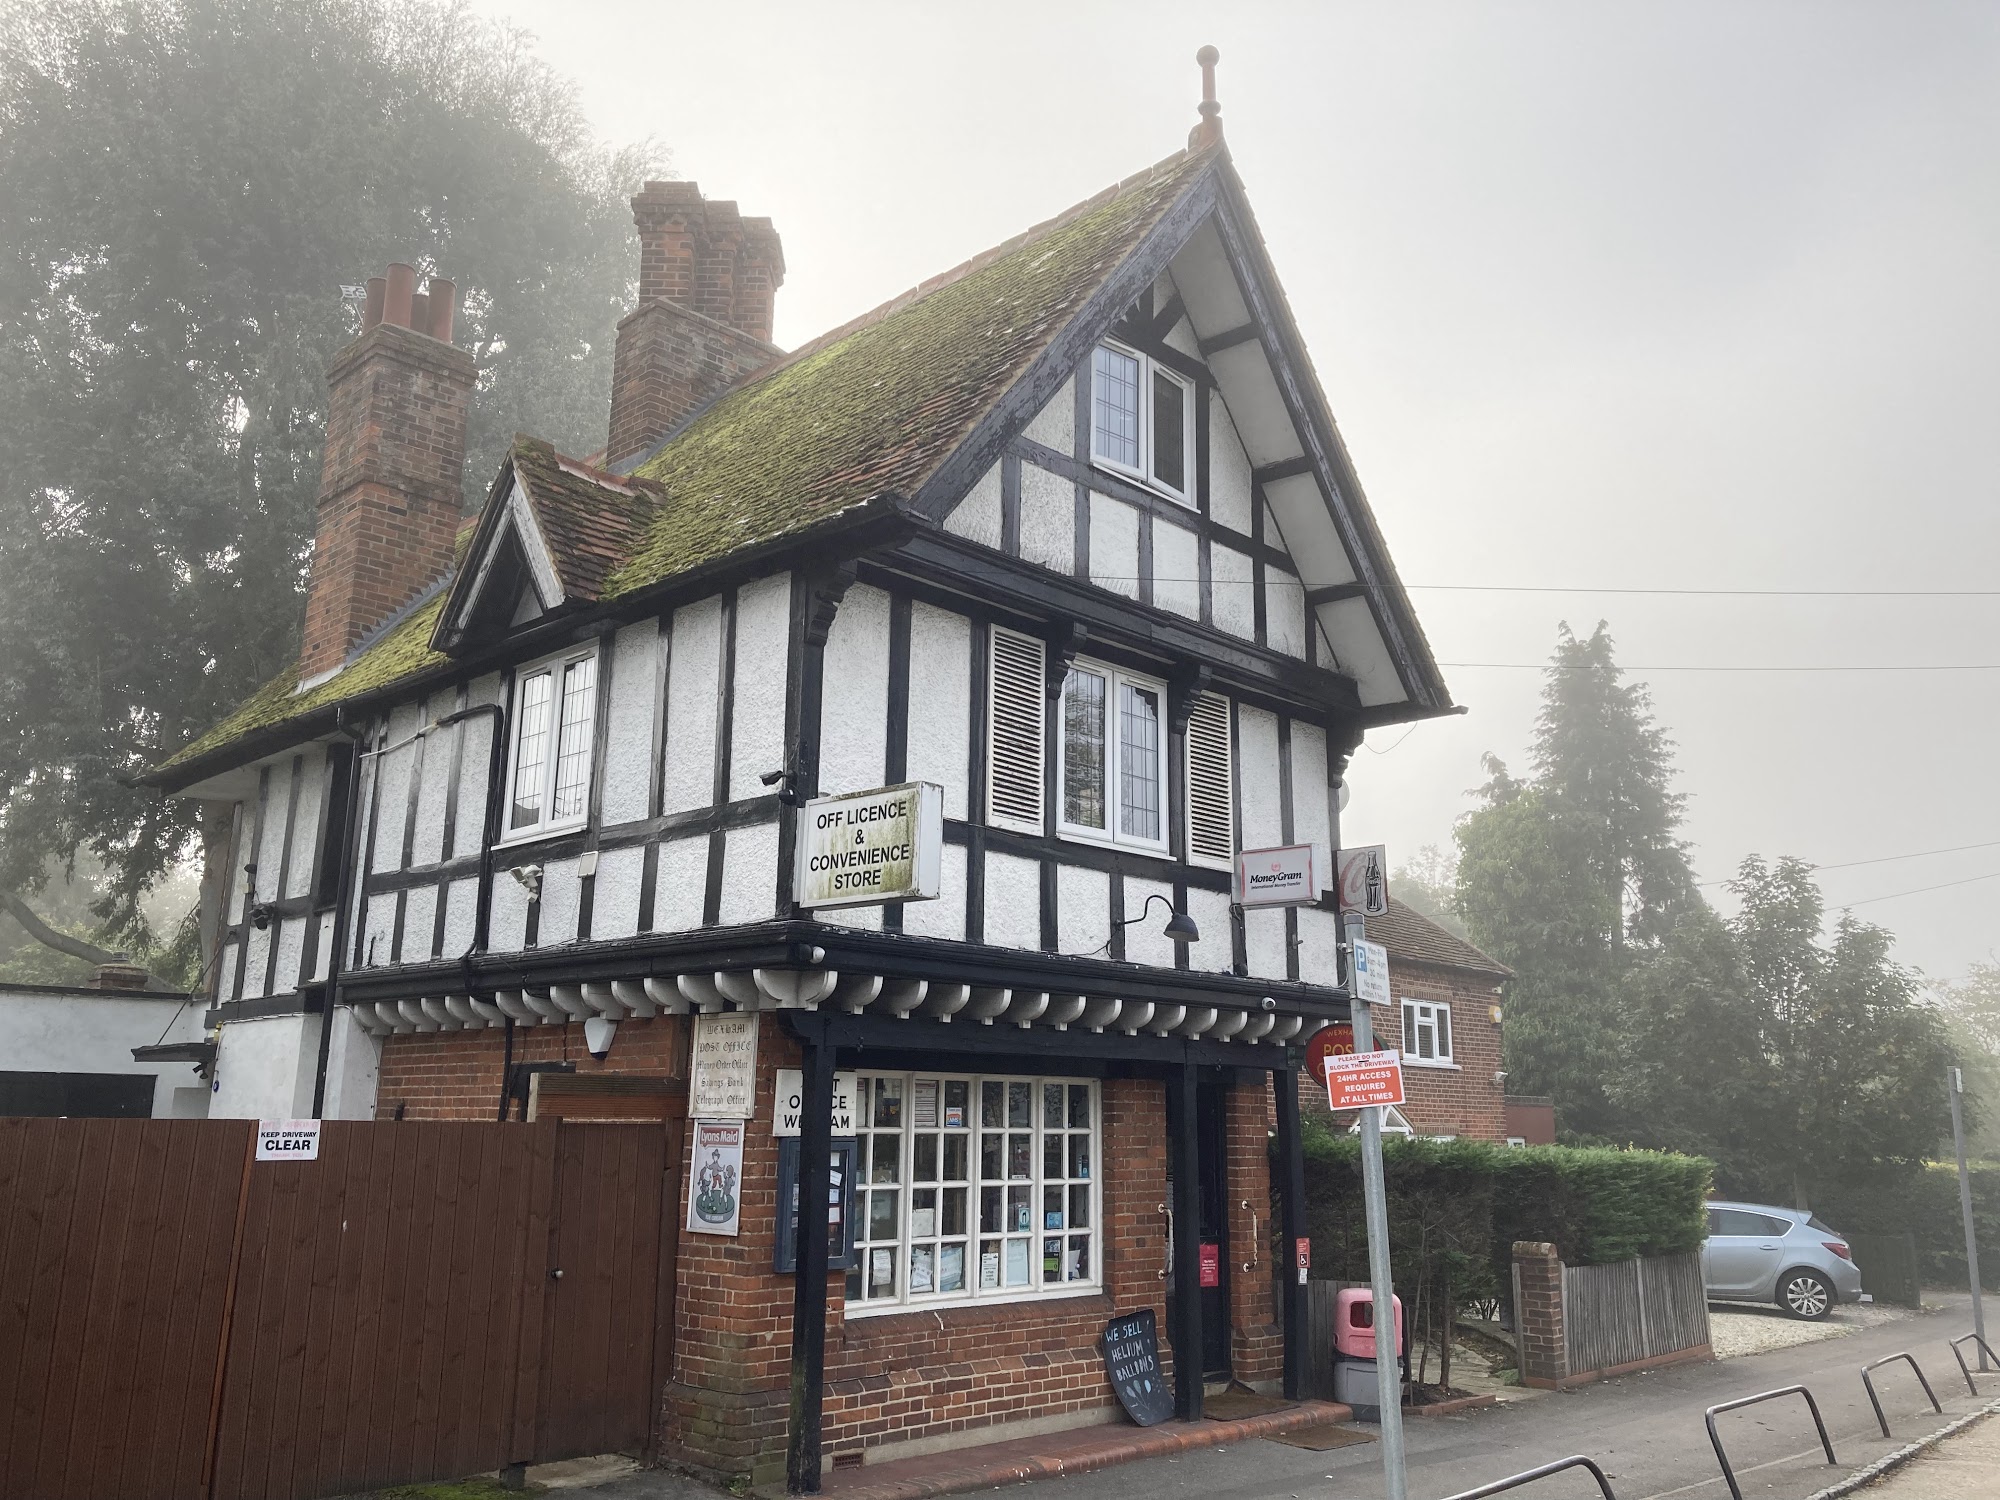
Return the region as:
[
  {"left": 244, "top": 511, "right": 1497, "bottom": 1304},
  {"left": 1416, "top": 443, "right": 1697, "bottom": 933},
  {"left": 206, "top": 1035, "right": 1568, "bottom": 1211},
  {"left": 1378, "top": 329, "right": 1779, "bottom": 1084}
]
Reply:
[
  {"left": 687, "top": 1120, "right": 745, "bottom": 1236},
  {"left": 691, "top": 1012, "right": 759, "bottom": 1119},
  {"left": 1324, "top": 1049, "right": 1407, "bottom": 1112},
  {"left": 1295, "top": 1236, "right": 1312, "bottom": 1286},
  {"left": 1103, "top": 1308, "right": 1173, "bottom": 1427},
  {"left": 1352, "top": 938, "right": 1391, "bottom": 1007},
  {"left": 1199, "top": 1242, "right": 1221, "bottom": 1288},
  {"left": 794, "top": 781, "right": 943, "bottom": 910},
  {"left": 772, "top": 1069, "right": 859, "bottom": 1136},
  {"left": 1305, "top": 1023, "right": 1356, "bottom": 1082},
  {"left": 255, "top": 1119, "right": 320, "bottom": 1162},
  {"left": 1235, "top": 843, "right": 1323, "bottom": 908},
  {"left": 1337, "top": 844, "right": 1389, "bottom": 916}
]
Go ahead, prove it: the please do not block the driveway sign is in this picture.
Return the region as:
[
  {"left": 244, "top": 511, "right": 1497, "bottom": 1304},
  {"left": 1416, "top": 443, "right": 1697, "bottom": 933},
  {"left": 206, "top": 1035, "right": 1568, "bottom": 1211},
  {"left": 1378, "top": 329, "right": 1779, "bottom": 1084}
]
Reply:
[{"left": 1323, "top": 1049, "right": 1406, "bottom": 1112}]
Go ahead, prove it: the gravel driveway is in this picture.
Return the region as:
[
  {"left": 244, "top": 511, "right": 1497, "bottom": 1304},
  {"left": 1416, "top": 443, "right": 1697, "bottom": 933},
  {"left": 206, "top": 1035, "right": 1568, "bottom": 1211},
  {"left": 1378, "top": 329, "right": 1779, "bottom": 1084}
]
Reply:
[{"left": 1708, "top": 1297, "right": 1918, "bottom": 1358}]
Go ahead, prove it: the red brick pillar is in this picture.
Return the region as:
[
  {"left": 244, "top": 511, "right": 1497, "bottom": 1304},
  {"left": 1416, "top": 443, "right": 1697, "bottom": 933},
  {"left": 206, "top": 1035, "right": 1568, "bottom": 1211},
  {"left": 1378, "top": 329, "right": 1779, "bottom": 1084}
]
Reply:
[
  {"left": 1512, "top": 1241, "right": 1568, "bottom": 1388},
  {"left": 1225, "top": 1074, "right": 1283, "bottom": 1384}
]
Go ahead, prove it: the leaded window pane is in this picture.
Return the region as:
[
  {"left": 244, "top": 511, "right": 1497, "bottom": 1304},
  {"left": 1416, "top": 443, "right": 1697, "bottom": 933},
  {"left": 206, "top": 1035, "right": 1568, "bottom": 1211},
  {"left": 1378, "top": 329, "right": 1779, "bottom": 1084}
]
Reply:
[
  {"left": 1093, "top": 345, "right": 1141, "bottom": 468},
  {"left": 1062, "top": 669, "right": 1107, "bottom": 830},
  {"left": 1118, "top": 681, "right": 1162, "bottom": 841},
  {"left": 509, "top": 671, "right": 553, "bottom": 829},
  {"left": 1152, "top": 368, "right": 1187, "bottom": 492}
]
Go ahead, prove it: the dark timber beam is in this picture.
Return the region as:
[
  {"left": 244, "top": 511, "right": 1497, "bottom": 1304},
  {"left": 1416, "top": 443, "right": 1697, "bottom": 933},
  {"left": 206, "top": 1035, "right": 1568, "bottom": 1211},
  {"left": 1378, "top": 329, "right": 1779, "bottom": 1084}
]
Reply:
[
  {"left": 786, "top": 1018, "right": 836, "bottom": 1493},
  {"left": 1168, "top": 1062, "right": 1204, "bottom": 1419},
  {"left": 1305, "top": 583, "right": 1373, "bottom": 608},
  {"left": 1252, "top": 456, "right": 1315, "bottom": 486},
  {"left": 1274, "top": 1064, "right": 1310, "bottom": 1400},
  {"left": 1198, "top": 323, "right": 1260, "bottom": 358}
]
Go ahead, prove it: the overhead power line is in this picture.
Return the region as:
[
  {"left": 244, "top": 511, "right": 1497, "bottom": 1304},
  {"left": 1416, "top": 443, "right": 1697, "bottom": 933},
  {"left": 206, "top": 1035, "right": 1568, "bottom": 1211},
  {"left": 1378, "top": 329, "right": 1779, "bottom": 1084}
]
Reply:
[
  {"left": 1695, "top": 838, "right": 2000, "bottom": 889},
  {"left": 1834, "top": 869, "right": 2000, "bottom": 909},
  {"left": 1440, "top": 661, "right": 2000, "bottom": 673},
  {"left": 1405, "top": 584, "right": 2000, "bottom": 598}
]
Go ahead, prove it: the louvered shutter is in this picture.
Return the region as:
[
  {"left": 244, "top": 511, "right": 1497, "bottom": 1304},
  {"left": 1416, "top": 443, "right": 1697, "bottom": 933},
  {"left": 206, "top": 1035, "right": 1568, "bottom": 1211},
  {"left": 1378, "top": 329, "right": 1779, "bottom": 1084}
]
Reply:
[
  {"left": 987, "top": 626, "right": 1046, "bottom": 833},
  {"left": 1184, "top": 691, "right": 1234, "bottom": 868}
]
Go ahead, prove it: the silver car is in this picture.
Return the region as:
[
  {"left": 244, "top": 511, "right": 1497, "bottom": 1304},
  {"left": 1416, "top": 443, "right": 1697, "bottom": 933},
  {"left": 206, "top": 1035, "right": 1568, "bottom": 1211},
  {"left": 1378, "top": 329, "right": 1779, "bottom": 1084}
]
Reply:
[{"left": 1702, "top": 1200, "right": 1864, "bottom": 1320}]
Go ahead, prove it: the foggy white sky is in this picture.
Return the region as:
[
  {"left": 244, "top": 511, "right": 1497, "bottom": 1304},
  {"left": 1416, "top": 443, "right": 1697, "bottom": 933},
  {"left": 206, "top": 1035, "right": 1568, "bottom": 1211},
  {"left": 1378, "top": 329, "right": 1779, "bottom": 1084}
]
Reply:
[{"left": 473, "top": 0, "right": 2000, "bottom": 981}]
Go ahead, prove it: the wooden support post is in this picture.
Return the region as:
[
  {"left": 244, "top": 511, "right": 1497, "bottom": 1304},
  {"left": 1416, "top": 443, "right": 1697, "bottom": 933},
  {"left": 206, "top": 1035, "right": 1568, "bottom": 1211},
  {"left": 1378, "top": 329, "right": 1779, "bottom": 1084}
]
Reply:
[
  {"left": 787, "top": 1021, "right": 835, "bottom": 1493},
  {"left": 1275, "top": 1063, "right": 1309, "bottom": 1400},
  {"left": 1167, "top": 1060, "right": 1204, "bottom": 1420}
]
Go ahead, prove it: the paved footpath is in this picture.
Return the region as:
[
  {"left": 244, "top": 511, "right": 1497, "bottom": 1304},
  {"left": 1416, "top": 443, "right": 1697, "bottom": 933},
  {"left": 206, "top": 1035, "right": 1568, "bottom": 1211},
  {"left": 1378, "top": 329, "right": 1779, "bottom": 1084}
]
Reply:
[
  {"left": 1010, "top": 1294, "right": 1991, "bottom": 1500},
  {"left": 1854, "top": 1407, "right": 2000, "bottom": 1497}
]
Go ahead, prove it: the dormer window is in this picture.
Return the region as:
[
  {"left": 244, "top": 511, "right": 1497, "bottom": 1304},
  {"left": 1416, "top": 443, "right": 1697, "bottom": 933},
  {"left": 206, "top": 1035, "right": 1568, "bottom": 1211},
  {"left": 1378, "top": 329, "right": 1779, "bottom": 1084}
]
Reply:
[
  {"left": 1091, "top": 341, "right": 1192, "bottom": 504},
  {"left": 503, "top": 646, "right": 597, "bottom": 840}
]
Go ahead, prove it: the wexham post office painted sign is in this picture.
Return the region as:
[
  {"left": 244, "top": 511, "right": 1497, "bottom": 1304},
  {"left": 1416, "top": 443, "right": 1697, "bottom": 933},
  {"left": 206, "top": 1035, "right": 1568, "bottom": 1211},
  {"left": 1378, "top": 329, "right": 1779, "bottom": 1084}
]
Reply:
[{"left": 793, "top": 781, "right": 943, "bottom": 910}]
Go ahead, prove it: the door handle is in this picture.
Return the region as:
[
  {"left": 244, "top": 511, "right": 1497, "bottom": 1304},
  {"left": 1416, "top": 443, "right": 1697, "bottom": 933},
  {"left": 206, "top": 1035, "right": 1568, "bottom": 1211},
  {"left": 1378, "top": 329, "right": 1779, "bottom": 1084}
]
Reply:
[{"left": 1758, "top": 1244, "right": 1777, "bottom": 1250}]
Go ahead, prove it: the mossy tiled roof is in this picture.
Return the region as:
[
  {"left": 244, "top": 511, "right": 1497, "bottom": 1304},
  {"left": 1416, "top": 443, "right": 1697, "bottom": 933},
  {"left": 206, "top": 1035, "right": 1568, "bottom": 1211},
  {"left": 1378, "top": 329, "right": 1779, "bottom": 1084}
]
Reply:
[
  {"left": 610, "top": 146, "right": 1216, "bottom": 595},
  {"left": 1374, "top": 897, "right": 1513, "bottom": 980},
  {"left": 155, "top": 147, "right": 1218, "bottom": 782}
]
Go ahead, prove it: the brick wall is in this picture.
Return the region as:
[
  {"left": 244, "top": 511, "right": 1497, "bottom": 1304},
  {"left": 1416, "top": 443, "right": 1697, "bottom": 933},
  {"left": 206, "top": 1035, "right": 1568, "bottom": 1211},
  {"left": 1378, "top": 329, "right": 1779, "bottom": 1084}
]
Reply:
[
  {"left": 373, "top": 1023, "right": 1282, "bottom": 1480},
  {"left": 1512, "top": 1241, "right": 1566, "bottom": 1387},
  {"left": 1297, "top": 962, "right": 1507, "bottom": 1142},
  {"left": 300, "top": 321, "right": 475, "bottom": 681}
]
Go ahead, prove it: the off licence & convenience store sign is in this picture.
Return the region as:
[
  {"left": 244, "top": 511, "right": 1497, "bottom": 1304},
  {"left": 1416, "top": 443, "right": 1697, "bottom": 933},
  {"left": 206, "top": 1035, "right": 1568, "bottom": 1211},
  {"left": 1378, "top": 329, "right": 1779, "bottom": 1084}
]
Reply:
[
  {"left": 794, "top": 782, "right": 943, "bottom": 910},
  {"left": 1323, "top": 1049, "right": 1406, "bottom": 1111}
]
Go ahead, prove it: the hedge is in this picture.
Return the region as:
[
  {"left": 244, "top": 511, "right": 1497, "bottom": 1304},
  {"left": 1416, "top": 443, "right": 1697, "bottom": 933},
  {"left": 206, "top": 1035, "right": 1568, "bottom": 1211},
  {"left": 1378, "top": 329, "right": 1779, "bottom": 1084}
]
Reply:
[
  {"left": 1810, "top": 1162, "right": 2000, "bottom": 1291},
  {"left": 1298, "top": 1124, "right": 1712, "bottom": 1293}
]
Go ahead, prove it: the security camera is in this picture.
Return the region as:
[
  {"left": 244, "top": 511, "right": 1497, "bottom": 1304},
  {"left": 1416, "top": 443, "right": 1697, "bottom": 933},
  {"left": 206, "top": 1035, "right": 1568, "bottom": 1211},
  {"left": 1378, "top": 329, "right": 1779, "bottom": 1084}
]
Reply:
[
  {"left": 508, "top": 864, "right": 543, "bottom": 898},
  {"left": 1493, "top": 1070, "right": 1509, "bottom": 1085},
  {"left": 1259, "top": 996, "right": 1278, "bottom": 1012},
  {"left": 759, "top": 767, "right": 788, "bottom": 786},
  {"left": 583, "top": 1015, "right": 618, "bottom": 1060}
]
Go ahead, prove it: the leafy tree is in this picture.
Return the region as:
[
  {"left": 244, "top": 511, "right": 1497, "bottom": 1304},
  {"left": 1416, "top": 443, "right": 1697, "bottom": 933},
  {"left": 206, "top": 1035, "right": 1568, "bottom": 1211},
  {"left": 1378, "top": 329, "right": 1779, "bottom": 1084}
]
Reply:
[
  {"left": 0, "top": 0, "right": 655, "bottom": 957},
  {"left": 1457, "top": 775, "right": 1623, "bottom": 1131},
  {"left": 1715, "top": 857, "right": 1953, "bottom": 1204},
  {"left": 1934, "top": 962, "right": 2000, "bottom": 1158},
  {"left": 1390, "top": 843, "right": 1468, "bottom": 940}
]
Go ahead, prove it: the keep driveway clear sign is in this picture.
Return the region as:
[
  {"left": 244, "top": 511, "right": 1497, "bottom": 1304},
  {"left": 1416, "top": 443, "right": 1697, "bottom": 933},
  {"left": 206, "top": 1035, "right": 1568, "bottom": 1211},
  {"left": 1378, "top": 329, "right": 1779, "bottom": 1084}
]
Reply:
[
  {"left": 256, "top": 1119, "right": 321, "bottom": 1161},
  {"left": 1324, "top": 1050, "right": 1407, "bottom": 1112},
  {"left": 794, "top": 781, "right": 943, "bottom": 910}
]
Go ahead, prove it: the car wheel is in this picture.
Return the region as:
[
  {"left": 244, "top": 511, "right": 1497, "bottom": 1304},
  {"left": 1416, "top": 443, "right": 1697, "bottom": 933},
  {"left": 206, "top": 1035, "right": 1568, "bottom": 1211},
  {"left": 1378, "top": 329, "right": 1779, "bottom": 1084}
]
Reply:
[{"left": 1778, "top": 1269, "right": 1833, "bottom": 1321}]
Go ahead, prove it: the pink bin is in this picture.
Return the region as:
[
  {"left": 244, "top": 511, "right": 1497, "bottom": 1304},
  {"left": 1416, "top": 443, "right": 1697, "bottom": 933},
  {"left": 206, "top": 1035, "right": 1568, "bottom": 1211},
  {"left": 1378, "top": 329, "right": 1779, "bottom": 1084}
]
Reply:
[{"left": 1333, "top": 1288, "right": 1404, "bottom": 1360}]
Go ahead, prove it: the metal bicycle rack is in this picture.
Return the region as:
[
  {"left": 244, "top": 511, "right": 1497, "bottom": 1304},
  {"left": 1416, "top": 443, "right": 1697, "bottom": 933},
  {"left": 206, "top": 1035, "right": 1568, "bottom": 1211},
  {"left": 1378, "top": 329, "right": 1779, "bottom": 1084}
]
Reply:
[
  {"left": 1949, "top": 1332, "right": 2000, "bottom": 1397},
  {"left": 1437, "top": 1455, "right": 1618, "bottom": 1500},
  {"left": 1704, "top": 1386, "right": 1837, "bottom": 1500},
  {"left": 1859, "top": 1351, "right": 1943, "bottom": 1439}
]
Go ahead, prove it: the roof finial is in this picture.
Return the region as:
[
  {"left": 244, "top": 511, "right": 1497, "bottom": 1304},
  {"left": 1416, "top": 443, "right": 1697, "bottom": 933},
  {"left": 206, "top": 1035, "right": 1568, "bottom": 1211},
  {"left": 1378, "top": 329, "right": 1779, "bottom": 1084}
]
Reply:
[{"left": 1190, "top": 45, "right": 1223, "bottom": 150}]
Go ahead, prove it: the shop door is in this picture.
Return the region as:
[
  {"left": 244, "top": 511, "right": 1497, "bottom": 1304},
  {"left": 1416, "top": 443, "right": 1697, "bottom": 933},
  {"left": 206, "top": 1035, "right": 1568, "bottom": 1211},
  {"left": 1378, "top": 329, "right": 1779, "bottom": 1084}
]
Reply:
[{"left": 1195, "top": 1076, "right": 1231, "bottom": 1378}]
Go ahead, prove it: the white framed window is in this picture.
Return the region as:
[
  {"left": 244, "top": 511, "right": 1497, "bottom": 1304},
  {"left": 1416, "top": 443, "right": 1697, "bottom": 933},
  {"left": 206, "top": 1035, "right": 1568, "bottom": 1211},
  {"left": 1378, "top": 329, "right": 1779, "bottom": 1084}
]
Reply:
[
  {"left": 1400, "top": 999, "right": 1454, "bottom": 1066},
  {"left": 502, "top": 646, "right": 597, "bottom": 840},
  {"left": 847, "top": 1072, "right": 1099, "bottom": 1314},
  {"left": 1091, "top": 341, "right": 1193, "bottom": 504},
  {"left": 1058, "top": 658, "right": 1169, "bottom": 854}
]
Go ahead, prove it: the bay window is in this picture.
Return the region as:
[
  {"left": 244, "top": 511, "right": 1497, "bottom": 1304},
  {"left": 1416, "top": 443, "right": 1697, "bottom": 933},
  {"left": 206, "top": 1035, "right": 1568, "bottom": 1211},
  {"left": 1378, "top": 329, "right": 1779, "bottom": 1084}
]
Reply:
[
  {"left": 1091, "top": 341, "right": 1193, "bottom": 504},
  {"left": 1059, "top": 659, "right": 1168, "bottom": 854},
  {"left": 504, "top": 646, "right": 597, "bottom": 839},
  {"left": 848, "top": 1072, "right": 1099, "bottom": 1313}
]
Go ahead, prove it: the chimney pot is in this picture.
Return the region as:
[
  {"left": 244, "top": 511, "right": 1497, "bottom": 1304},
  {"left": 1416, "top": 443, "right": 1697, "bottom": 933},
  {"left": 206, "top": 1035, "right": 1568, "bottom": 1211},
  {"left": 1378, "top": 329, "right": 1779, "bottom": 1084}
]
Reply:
[
  {"left": 408, "top": 291, "right": 430, "bottom": 337},
  {"left": 425, "top": 278, "right": 457, "bottom": 343},
  {"left": 92, "top": 962, "right": 149, "bottom": 992},
  {"left": 363, "top": 277, "right": 386, "bottom": 331},
  {"left": 383, "top": 262, "right": 418, "bottom": 327}
]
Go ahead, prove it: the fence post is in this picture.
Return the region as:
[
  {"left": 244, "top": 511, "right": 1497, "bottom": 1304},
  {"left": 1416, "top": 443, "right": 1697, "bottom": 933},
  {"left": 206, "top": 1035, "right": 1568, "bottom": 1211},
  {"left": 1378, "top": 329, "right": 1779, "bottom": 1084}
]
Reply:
[
  {"left": 1513, "top": 1242, "right": 1568, "bottom": 1388},
  {"left": 1634, "top": 1256, "right": 1650, "bottom": 1358}
]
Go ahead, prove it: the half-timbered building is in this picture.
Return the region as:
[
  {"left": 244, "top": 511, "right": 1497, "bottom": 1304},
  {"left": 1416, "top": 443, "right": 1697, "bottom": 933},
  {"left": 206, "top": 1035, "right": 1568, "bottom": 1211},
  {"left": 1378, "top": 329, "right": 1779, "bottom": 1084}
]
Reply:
[{"left": 148, "top": 63, "right": 1456, "bottom": 1488}]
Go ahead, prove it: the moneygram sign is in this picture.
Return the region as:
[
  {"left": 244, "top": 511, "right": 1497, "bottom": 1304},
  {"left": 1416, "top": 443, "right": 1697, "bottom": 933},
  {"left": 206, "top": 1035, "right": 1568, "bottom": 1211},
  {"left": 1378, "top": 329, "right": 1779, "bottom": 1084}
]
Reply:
[
  {"left": 794, "top": 781, "right": 943, "bottom": 910},
  {"left": 1234, "top": 843, "right": 1324, "bottom": 908}
]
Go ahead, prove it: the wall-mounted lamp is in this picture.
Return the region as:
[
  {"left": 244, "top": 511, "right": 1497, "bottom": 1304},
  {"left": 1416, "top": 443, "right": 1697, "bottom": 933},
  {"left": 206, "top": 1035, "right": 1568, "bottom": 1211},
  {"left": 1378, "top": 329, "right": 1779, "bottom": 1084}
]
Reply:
[
  {"left": 243, "top": 863, "right": 276, "bottom": 931},
  {"left": 1125, "top": 892, "right": 1200, "bottom": 943},
  {"left": 508, "top": 864, "right": 543, "bottom": 899}
]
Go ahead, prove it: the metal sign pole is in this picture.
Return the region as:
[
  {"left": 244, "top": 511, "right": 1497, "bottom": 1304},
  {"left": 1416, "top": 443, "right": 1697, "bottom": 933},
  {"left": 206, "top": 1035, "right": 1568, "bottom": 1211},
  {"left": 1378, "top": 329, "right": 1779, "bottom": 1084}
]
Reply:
[
  {"left": 1345, "top": 908, "right": 1408, "bottom": 1500},
  {"left": 1951, "top": 1065, "right": 1989, "bottom": 1369}
]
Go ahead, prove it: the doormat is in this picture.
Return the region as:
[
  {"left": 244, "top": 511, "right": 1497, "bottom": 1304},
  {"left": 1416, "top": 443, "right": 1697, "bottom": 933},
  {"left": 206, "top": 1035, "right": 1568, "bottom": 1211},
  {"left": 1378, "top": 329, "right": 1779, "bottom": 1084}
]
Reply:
[
  {"left": 1267, "top": 1423, "right": 1378, "bottom": 1451},
  {"left": 1203, "top": 1392, "right": 1296, "bottom": 1421}
]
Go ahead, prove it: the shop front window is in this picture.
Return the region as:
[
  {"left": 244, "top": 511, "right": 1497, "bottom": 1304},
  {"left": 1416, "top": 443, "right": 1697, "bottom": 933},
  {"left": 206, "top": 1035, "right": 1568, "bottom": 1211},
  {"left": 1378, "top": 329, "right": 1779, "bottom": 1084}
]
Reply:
[{"left": 848, "top": 1071, "right": 1099, "bottom": 1313}]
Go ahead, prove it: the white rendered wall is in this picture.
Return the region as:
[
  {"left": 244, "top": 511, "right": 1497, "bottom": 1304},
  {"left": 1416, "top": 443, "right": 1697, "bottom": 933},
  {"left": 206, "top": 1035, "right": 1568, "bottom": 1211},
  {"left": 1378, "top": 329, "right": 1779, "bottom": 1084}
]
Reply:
[
  {"left": 818, "top": 583, "right": 890, "bottom": 797},
  {"left": 663, "top": 595, "right": 722, "bottom": 814},
  {"left": 0, "top": 986, "right": 211, "bottom": 1118},
  {"left": 321, "top": 1007, "right": 382, "bottom": 1119},
  {"left": 730, "top": 573, "right": 792, "bottom": 801},
  {"left": 905, "top": 604, "right": 971, "bottom": 820},
  {"left": 210, "top": 1012, "right": 321, "bottom": 1120}
]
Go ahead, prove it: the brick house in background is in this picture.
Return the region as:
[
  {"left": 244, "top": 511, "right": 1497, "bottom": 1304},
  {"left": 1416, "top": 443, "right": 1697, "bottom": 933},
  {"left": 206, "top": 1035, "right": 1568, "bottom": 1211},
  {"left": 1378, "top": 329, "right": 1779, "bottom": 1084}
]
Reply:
[
  {"left": 143, "top": 61, "right": 1462, "bottom": 1490},
  {"left": 1302, "top": 897, "right": 1511, "bottom": 1141}
]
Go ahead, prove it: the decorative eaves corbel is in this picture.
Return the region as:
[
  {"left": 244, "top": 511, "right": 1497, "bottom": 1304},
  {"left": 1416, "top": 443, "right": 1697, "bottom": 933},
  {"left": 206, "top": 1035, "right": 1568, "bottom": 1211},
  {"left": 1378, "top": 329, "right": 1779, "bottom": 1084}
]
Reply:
[
  {"left": 803, "top": 560, "right": 859, "bottom": 649},
  {"left": 1045, "top": 621, "right": 1088, "bottom": 700},
  {"left": 1168, "top": 663, "right": 1213, "bottom": 737}
]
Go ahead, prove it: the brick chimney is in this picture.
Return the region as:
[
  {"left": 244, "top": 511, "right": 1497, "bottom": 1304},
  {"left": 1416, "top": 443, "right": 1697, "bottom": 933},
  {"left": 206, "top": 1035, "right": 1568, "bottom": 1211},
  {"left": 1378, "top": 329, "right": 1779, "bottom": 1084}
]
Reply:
[
  {"left": 298, "top": 263, "right": 476, "bottom": 684},
  {"left": 607, "top": 182, "right": 784, "bottom": 467}
]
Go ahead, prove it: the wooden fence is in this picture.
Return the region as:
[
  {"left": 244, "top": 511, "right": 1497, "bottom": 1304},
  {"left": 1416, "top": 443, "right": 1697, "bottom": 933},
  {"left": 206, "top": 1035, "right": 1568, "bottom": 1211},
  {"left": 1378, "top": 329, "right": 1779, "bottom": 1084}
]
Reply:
[
  {"left": 0, "top": 1115, "right": 679, "bottom": 1500},
  {"left": 1562, "top": 1250, "right": 1710, "bottom": 1378}
]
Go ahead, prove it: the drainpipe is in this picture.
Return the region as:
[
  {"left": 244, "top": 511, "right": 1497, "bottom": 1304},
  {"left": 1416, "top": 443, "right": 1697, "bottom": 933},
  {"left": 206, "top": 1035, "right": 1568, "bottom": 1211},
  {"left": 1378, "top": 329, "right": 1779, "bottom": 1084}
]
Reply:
[{"left": 310, "top": 706, "right": 374, "bottom": 1117}]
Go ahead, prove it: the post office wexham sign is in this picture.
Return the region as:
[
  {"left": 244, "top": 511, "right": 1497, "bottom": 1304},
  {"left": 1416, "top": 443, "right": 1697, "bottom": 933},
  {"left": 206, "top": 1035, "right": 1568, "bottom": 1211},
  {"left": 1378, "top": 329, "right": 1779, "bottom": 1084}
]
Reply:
[{"left": 794, "top": 781, "right": 943, "bottom": 910}]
